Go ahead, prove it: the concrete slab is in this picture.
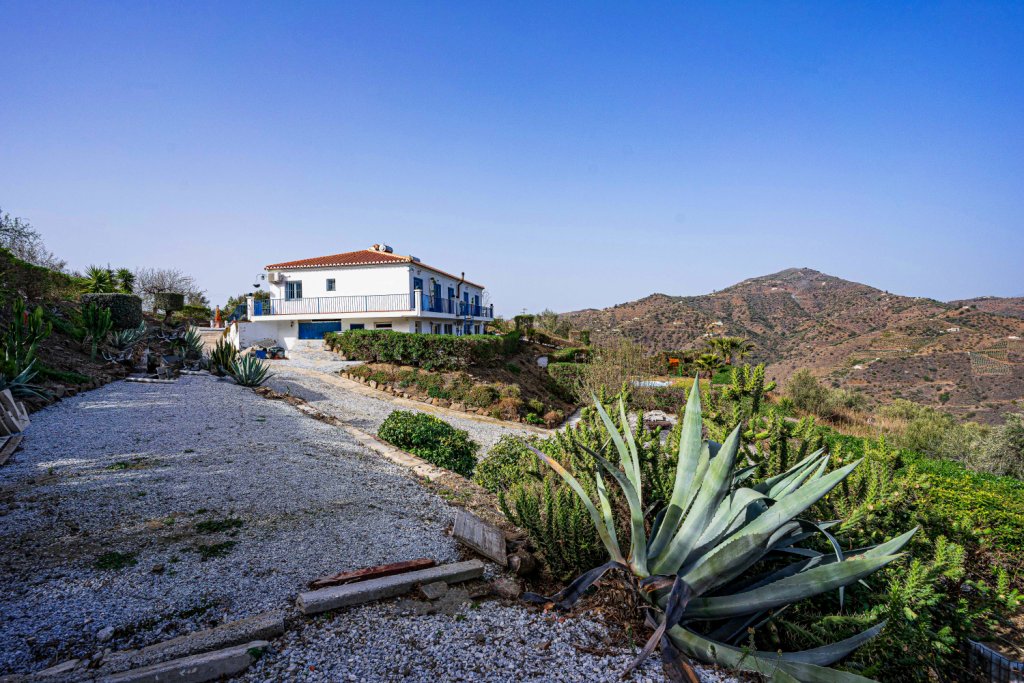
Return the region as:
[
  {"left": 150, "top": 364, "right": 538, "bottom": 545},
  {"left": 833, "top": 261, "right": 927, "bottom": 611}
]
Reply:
[
  {"left": 104, "top": 640, "right": 269, "bottom": 683},
  {"left": 296, "top": 560, "right": 484, "bottom": 615},
  {"left": 101, "top": 610, "right": 285, "bottom": 674}
]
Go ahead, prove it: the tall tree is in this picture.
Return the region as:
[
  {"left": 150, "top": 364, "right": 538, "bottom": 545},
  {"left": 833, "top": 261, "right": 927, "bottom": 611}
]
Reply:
[{"left": 0, "top": 207, "right": 66, "bottom": 271}]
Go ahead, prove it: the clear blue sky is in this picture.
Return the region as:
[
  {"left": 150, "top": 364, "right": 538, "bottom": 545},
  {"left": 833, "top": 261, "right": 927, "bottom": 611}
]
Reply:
[{"left": 1, "top": 1, "right": 1021, "bottom": 315}]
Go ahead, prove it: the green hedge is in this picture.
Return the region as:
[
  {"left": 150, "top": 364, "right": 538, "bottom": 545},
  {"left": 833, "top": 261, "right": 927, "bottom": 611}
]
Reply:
[
  {"left": 0, "top": 247, "right": 78, "bottom": 303},
  {"left": 325, "top": 330, "right": 520, "bottom": 371},
  {"left": 547, "top": 362, "right": 583, "bottom": 397},
  {"left": 80, "top": 293, "right": 143, "bottom": 330},
  {"left": 549, "top": 347, "right": 591, "bottom": 363},
  {"left": 377, "top": 410, "right": 478, "bottom": 476}
]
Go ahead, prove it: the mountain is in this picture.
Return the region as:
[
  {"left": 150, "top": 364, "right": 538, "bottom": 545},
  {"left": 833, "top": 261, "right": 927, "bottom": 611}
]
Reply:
[{"left": 563, "top": 268, "right": 1024, "bottom": 423}]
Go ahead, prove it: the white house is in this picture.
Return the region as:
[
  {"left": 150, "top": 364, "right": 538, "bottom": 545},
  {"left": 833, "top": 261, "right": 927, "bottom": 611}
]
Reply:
[{"left": 232, "top": 244, "right": 493, "bottom": 350}]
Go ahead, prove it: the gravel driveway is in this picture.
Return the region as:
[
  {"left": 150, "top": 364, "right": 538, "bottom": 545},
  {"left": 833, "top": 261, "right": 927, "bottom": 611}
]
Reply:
[
  {"left": 0, "top": 373, "right": 730, "bottom": 682},
  {"left": 264, "top": 343, "right": 542, "bottom": 452}
]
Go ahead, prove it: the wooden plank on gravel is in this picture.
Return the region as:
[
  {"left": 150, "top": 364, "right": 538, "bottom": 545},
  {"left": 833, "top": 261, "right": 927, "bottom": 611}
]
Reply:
[
  {"left": 296, "top": 560, "right": 484, "bottom": 615},
  {"left": 309, "top": 558, "right": 436, "bottom": 590},
  {"left": 0, "top": 435, "right": 23, "bottom": 467},
  {"left": 453, "top": 510, "right": 507, "bottom": 566},
  {"left": 104, "top": 640, "right": 270, "bottom": 683}
]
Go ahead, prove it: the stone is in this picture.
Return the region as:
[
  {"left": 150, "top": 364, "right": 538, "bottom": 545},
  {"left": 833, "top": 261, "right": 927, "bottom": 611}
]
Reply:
[
  {"left": 450, "top": 403, "right": 465, "bottom": 412},
  {"left": 34, "top": 659, "right": 81, "bottom": 677},
  {"left": 368, "top": 380, "right": 378, "bottom": 390},
  {"left": 296, "top": 560, "right": 485, "bottom": 615},
  {"left": 104, "top": 640, "right": 269, "bottom": 683},
  {"left": 419, "top": 581, "right": 448, "bottom": 600},
  {"left": 436, "top": 399, "right": 450, "bottom": 408},
  {"left": 98, "top": 626, "right": 115, "bottom": 642},
  {"left": 101, "top": 611, "right": 285, "bottom": 675},
  {"left": 490, "top": 577, "right": 522, "bottom": 600}
]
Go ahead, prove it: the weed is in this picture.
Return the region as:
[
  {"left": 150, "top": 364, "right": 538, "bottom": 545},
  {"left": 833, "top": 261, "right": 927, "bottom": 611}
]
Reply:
[
  {"left": 94, "top": 551, "right": 137, "bottom": 570},
  {"left": 191, "top": 541, "right": 236, "bottom": 561},
  {"left": 195, "top": 517, "right": 244, "bottom": 534}
]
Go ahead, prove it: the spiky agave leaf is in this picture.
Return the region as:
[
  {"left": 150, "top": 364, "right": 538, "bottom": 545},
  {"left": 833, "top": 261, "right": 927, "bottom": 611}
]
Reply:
[
  {"left": 229, "top": 354, "right": 271, "bottom": 387},
  {"left": 518, "top": 381, "right": 912, "bottom": 681}
]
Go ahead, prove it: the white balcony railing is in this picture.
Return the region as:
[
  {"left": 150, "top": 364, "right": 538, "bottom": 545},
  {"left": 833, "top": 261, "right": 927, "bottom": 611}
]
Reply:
[{"left": 250, "top": 292, "right": 494, "bottom": 319}]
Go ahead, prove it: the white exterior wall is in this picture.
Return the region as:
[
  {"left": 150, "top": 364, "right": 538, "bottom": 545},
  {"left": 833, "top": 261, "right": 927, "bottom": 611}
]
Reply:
[{"left": 268, "top": 264, "right": 411, "bottom": 299}]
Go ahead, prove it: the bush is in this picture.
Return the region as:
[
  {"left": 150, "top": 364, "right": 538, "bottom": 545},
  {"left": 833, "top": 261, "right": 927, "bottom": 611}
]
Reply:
[
  {"left": 547, "top": 361, "right": 583, "bottom": 395},
  {"left": 474, "top": 434, "right": 537, "bottom": 493},
  {"left": 491, "top": 396, "right": 523, "bottom": 420},
  {"left": 80, "top": 293, "right": 143, "bottom": 330},
  {"left": 465, "top": 384, "right": 499, "bottom": 408},
  {"left": 549, "top": 346, "right": 591, "bottom": 363},
  {"left": 377, "top": 410, "right": 478, "bottom": 476},
  {"left": 325, "top": 330, "right": 517, "bottom": 371},
  {"left": 153, "top": 291, "right": 184, "bottom": 314},
  {"left": 542, "top": 409, "right": 564, "bottom": 427}
]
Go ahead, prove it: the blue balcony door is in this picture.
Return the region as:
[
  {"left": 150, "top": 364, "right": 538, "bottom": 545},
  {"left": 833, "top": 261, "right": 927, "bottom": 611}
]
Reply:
[
  {"left": 298, "top": 321, "right": 341, "bottom": 339},
  {"left": 432, "top": 283, "right": 442, "bottom": 312}
]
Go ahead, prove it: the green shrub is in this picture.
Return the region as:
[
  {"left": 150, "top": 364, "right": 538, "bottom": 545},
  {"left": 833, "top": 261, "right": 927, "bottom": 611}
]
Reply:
[
  {"left": 80, "top": 293, "right": 143, "bottom": 330},
  {"left": 465, "top": 383, "right": 499, "bottom": 408},
  {"left": 549, "top": 346, "right": 591, "bottom": 363},
  {"left": 547, "top": 362, "right": 583, "bottom": 397},
  {"left": 377, "top": 410, "right": 478, "bottom": 476},
  {"left": 324, "top": 330, "right": 517, "bottom": 371},
  {"left": 474, "top": 434, "right": 538, "bottom": 493},
  {"left": 36, "top": 365, "right": 91, "bottom": 385},
  {"left": 526, "top": 398, "right": 545, "bottom": 414},
  {"left": 153, "top": 291, "right": 185, "bottom": 314}
]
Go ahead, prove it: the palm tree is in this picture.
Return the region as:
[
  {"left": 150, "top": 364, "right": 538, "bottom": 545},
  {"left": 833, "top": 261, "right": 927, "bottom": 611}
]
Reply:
[
  {"left": 694, "top": 352, "right": 724, "bottom": 380},
  {"left": 116, "top": 268, "right": 135, "bottom": 294},
  {"left": 706, "top": 336, "right": 752, "bottom": 365},
  {"left": 83, "top": 265, "right": 115, "bottom": 293}
]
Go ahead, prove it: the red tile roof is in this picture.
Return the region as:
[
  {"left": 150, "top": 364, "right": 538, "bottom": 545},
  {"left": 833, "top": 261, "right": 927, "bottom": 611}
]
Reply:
[
  {"left": 265, "top": 248, "right": 411, "bottom": 270},
  {"left": 265, "top": 247, "right": 485, "bottom": 289}
]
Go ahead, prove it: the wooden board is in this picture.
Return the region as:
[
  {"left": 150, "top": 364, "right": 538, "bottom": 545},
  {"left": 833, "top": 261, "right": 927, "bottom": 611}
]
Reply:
[
  {"left": 308, "top": 558, "right": 436, "bottom": 590},
  {"left": 0, "top": 434, "right": 23, "bottom": 467},
  {"left": 452, "top": 510, "right": 507, "bottom": 566}
]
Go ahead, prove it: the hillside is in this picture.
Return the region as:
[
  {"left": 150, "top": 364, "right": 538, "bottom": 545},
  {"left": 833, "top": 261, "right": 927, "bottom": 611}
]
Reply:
[{"left": 563, "top": 268, "right": 1024, "bottom": 423}]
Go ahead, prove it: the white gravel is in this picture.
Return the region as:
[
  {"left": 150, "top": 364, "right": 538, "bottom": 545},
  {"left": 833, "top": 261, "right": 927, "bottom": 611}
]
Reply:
[
  {"left": 266, "top": 342, "right": 540, "bottom": 452},
  {"left": 237, "top": 600, "right": 732, "bottom": 683},
  {"left": 0, "top": 367, "right": 731, "bottom": 682},
  {"left": 0, "top": 375, "right": 460, "bottom": 675}
]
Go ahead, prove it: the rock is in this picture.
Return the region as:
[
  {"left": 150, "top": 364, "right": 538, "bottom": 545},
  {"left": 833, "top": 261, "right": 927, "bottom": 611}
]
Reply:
[
  {"left": 436, "top": 399, "right": 450, "bottom": 408},
  {"left": 151, "top": 564, "right": 165, "bottom": 574},
  {"left": 419, "top": 581, "right": 448, "bottom": 601},
  {"left": 98, "top": 626, "right": 115, "bottom": 642},
  {"left": 450, "top": 403, "right": 465, "bottom": 412},
  {"left": 368, "top": 380, "right": 378, "bottom": 390},
  {"left": 490, "top": 577, "right": 522, "bottom": 600},
  {"left": 34, "top": 659, "right": 81, "bottom": 676},
  {"left": 508, "top": 550, "right": 538, "bottom": 577}
]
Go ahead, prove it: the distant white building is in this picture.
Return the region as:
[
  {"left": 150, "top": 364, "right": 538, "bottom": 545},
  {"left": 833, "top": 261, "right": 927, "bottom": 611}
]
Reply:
[{"left": 232, "top": 244, "right": 492, "bottom": 350}]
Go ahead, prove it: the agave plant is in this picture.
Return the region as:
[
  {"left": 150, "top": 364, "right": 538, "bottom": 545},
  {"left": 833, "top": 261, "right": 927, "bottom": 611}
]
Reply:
[
  {"left": 109, "top": 322, "right": 147, "bottom": 350},
  {"left": 0, "top": 359, "right": 49, "bottom": 400},
  {"left": 523, "top": 380, "right": 915, "bottom": 682},
  {"left": 229, "top": 354, "right": 270, "bottom": 387},
  {"left": 207, "top": 337, "right": 237, "bottom": 376},
  {"left": 172, "top": 326, "right": 204, "bottom": 360}
]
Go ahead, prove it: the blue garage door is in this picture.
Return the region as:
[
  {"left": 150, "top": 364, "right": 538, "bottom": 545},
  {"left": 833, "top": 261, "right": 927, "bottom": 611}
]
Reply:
[{"left": 298, "top": 321, "right": 342, "bottom": 340}]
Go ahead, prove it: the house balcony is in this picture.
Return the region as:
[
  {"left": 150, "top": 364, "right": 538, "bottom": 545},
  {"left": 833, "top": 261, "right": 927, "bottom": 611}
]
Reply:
[{"left": 248, "top": 292, "right": 493, "bottom": 320}]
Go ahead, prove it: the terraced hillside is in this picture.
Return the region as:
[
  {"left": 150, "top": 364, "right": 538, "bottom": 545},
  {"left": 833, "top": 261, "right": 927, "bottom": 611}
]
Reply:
[{"left": 563, "top": 268, "right": 1024, "bottom": 423}]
